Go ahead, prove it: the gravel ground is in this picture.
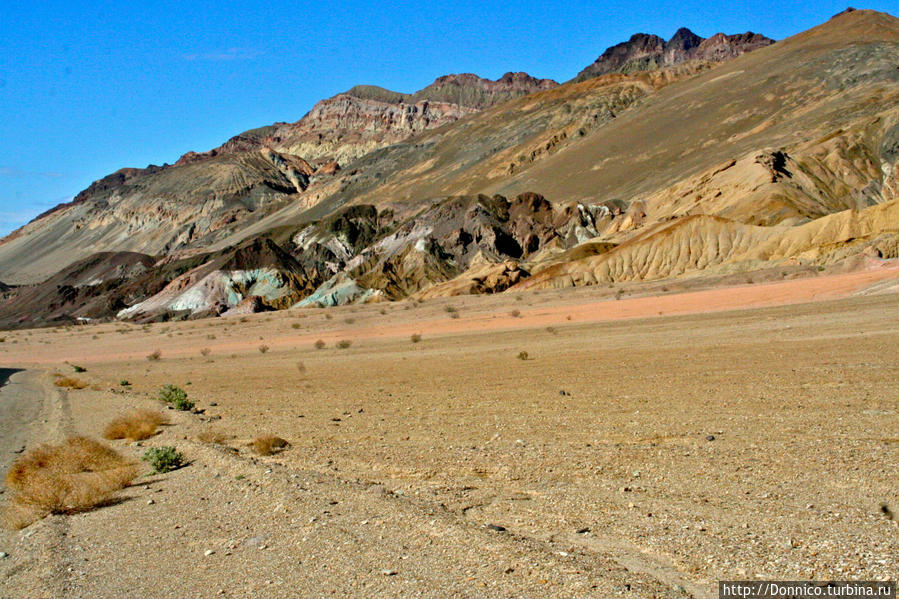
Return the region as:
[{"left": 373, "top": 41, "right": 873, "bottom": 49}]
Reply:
[{"left": 0, "top": 285, "right": 896, "bottom": 597}]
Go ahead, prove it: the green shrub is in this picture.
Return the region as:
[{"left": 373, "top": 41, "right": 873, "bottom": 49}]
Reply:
[
  {"left": 120, "top": 380, "right": 131, "bottom": 386},
  {"left": 336, "top": 340, "right": 352, "bottom": 349},
  {"left": 72, "top": 364, "right": 87, "bottom": 373},
  {"left": 142, "top": 446, "right": 184, "bottom": 473},
  {"left": 158, "top": 385, "right": 194, "bottom": 411}
]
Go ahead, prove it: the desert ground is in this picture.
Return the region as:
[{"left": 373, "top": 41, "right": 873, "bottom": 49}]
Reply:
[{"left": 0, "top": 267, "right": 897, "bottom": 598}]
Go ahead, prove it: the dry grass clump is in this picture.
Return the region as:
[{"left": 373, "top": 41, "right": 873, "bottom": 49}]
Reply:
[
  {"left": 314, "top": 339, "right": 326, "bottom": 350},
  {"left": 147, "top": 350, "right": 161, "bottom": 361},
  {"left": 196, "top": 429, "right": 230, "bottom": 445},
  {"left": 250, "top": 435, "right": 290, "bottom": 456},
  {"left": 410, "top": 333, "right": 422, "bottom": 343},
  {"left": 54, "top": 377, "right": 88, "bottom": 390},
  {"left": 336, "top": 339, "right": 352, "bottom": 349},
  {"left": 103, "top": 409, "right": 169, "bottom": 441},
  {"left": 3, "top": 436, "right": 138, "bottom": 529}
]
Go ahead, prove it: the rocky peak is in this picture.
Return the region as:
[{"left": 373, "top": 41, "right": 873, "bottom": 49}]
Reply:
[
  {"left": 667, "top": 27, "right": 703, "bottom": 51},
  {"left": 575, "top": 27, "right": 773, "bottom": 82},
  {"left": 414, "top": 72, "right": 558, "bottom": 108}
]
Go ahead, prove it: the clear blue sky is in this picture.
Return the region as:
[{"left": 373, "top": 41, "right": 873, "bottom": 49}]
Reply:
[{"left": 0, "top": 1, "right": 893, "bottom": 235}]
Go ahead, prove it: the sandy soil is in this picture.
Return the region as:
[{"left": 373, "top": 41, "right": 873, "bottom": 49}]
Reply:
[{"left": 0, "top": 269, "right": 897, "bottom": 597}]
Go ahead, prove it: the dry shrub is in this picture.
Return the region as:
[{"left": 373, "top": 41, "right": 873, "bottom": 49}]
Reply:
[
  {"left": 103, "top": 409, "right": 169, "bottom": 441},
  {"left": 196, "top": 429, "right": 230, "bottom": 445},
  {"left": 3, "top": 436, "right": 138, "bottom": 529},
  {"left": 336, "top": 339, "right": 352, "bottom": 349},
  {"left": 54, "top": 377, "right": 88, "bottom": 390},
  {"left": 251, "top": 435, "right": 290, "bottom": 456}
]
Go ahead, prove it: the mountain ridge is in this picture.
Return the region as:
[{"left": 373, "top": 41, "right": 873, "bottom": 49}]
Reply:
[{"left": 573, "top": 27, "right": 774, "bottom": 82}]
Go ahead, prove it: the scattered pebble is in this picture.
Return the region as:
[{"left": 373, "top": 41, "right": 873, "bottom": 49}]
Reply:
[
  {"left": 706, "top": 435, "right": 716, "bottom": 441},
  {"left": 577, "top": 527, "right": 590, "bottom": 534},
  {"left": 147, "top": 499, "right": 155, "bottom": 505},
  {"left": 381, "top": 569, "right": 397, "bottom": 576},
  {"left": 487, "top": 524, "right": 507, "bottom": 532},
  {"left": 0, "top": 552, "right": 7, "bottom": 559},
  {"left": 204, "top": 550, "right": 214, "bottom": 557},
  {"left": 209, "top": 402, "right": 217, "bottom": 407}
]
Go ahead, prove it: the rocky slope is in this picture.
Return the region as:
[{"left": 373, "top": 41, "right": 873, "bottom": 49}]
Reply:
[
  {"left": 573, "top": 27, "right": 773, "bottom": 81},
  {"left": 0, "top": 73, "right": 557, "bottom": 286}
]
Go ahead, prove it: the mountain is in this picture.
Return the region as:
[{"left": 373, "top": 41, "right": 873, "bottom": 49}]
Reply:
[
  {"left": 574, "top": 27, "right": 774, "bottom": 81},
  {"left": 0, "top": 10, "right": 897, "bottom": 327}
]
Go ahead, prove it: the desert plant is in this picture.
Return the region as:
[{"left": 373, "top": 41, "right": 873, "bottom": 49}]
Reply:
[
  {"left": 54, "top": 377, "right": 88, "bottom": 390},
  {"left": 450, "top": 312, "right": 460, "bottom": 319},
  {"left": 147, "top": 350, "right": 161, "bottom": 361},
  {"left": 296, "top": 361, "right": 306, "bottom": 374},
  {"left": 200, "top": 347, "right": 211, "bottom": 357},
  {"left": 344, "top": 318, "right": 355, "bottom": 324},
  {"left": 510, "top": 309, "right": 521, "bottom": 318},
  {"left": 103, "top": 409, "right": 168, "bottom": 441},
  {"left": 258, "top": 344, "right": 270, "bottom": 354},
  {"left": 120, "top": 380, "right": 130, "bottom": 386},
  {"left": 158, "top": 385, "right": 194, "bottom": 411},
  {"left": 517, "top": 351, "right": 529, "bottom": 361},
  {"left": 142, "top": 446, "right": 184, "bottom": 473},
  {"left": 196, "top": 429, "right": 229, "bottom": 445},
  {"left": 292, "top": 323, "right": 302, "bottom": 329},
  {"left": 444, "top": 305, "right": 457, "bottom": 313},
  {"left": 251, "top": 435, "right": 290, "bottom": 456},
  {"left": 336, "top": 339, "right": 352, "bottom": 349},
  {"left": 546, "top": 326, "right": 557, "bottom": 335},
  {"left": 410, "top": 333, "right": 422, "bottom": 343},
  {"left": 3, "top": 436, "right": 138, "bottom": 529},
  {"left": 314, "top": 339, "right": 326, "bottom": 350},
  {"left": 71, "top": 364, "right": 87, "bottom": 373}
]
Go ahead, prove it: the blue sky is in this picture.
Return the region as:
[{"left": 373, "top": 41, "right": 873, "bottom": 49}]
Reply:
[{"left": 0, "top": 1, "right": 894, "bottom": 235}]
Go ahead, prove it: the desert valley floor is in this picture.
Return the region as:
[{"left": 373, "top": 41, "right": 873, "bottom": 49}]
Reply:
[{"left": 0, "top": 267, "right": 896, "bottom": 598}]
